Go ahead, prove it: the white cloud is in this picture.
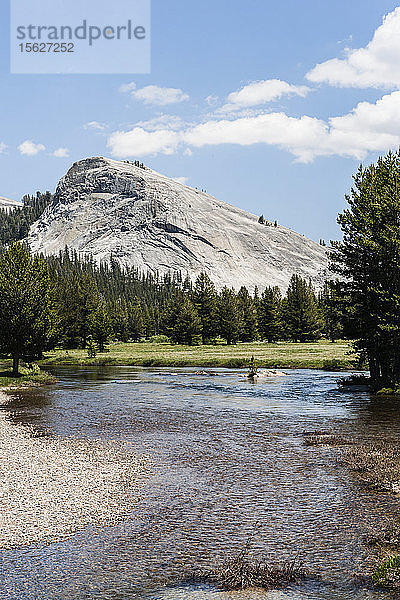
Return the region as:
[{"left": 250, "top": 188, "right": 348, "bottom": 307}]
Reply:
[
  {"left": 205, "top": 95, "right": 219, "bottom": 106},
  {"left": 184, "top": 113, "right": 329, "bottom": 163},
  {"left": 220, "top": 79, "right": 310, "bottom": 112},
  {"left": 84, "top": 121, "right": 106, "bottom": 130},
  {"left": 119, "top": 82, "right": 137, "bottom": 93},
  {"left": 107, "top": 127, "right": 181, "bottom": 157},
  {"left": 172, "top": 176, "right": 188, "bottom": 185},
  {"left": 120, "top": 83, "right": 189, "bottom": 105},
  {"left": 325, "top": 91, "right": 400, "bottom": 158},
  {"left": 107, "top": 91, "right": 400, "bottom": 162},
  {"left": 107, "top": 114, "right": 327, "bottom": 161},
  {"left": 307, "top": 7, "right": 400, "bottom": 88},
  {"left": 18, "top": 140, "right": 46, "bottom": 156},
  {"left": 0, "top": 143, "right": 6, "bottom": 154},
  {"left": 135, "top": 115, "right": 185, "bottom": 131},
  {"left": 52, "top": 148, "right": 69, "bottom": 158}
]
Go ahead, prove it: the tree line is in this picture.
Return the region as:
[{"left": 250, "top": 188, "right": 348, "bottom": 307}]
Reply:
[
  {"left": 0, "top": 192, "right": 53, "bottom": 246},
  {"left": 0, "top": 243, "right": 345, "bottom": 375}
]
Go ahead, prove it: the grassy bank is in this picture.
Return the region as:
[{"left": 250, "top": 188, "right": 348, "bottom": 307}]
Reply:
[
  {"left": 0, "top": 366, "right": 57, "bottom": 389},
  {"left": 36, "top": 340, "right": 355, "bottom": 370}
]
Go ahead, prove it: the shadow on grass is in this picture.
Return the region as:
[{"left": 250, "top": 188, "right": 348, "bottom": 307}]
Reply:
[{"left": 0, "top": 367, "right": 57, "bottom": 388}]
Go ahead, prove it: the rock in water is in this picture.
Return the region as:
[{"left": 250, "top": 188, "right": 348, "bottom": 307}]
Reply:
[{"left": 28, "top": 157, "right": 328, "bottom": 291}]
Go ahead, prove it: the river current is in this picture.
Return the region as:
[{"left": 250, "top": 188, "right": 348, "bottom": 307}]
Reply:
[{"left": 0, "top": 367, "right": 399, "bottom": 599}]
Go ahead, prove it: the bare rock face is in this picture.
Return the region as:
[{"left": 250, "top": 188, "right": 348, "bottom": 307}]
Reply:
[
  {"left": 28, "top": 157, "right": 328, "bottom": 291},
  {"left": 0, "top": 197, "right": 22, "bottom": 212}
]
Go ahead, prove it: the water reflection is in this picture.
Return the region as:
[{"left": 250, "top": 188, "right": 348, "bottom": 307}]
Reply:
[
  {"left": 0, "top": 389, "right": 52, "bottom": 436},
  {"left": 0, "top": 367, "right": 399, "bottom": 599}
]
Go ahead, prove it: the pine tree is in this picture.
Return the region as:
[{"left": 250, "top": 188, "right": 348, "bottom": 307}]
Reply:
[
  {"left": 0, "top": 243, "right": 57, "bottom": 375},
  {"left": 282, "top": 275, "right": 321, "bottom": 342},
  {"left": 318, "top": 281, "right": 343, "bottom": 343},
  {"left": 237, "top": 286, "right": 258, "bottom": 341},
  {"left": 258, "top": 286, "right": 282, "bottom": 342},
  {"left": 90, "top": 300, "right": 112, "bottom": 352},
  {"left": 218, "top": 287, "right": 242, "bottom": 345},
  {"left": 330, "top": 150, "right": 400, "bottom": 388},
  {"left": 127, "top": 300, "right": 144, "bottom": 341},
  {"left": 57, "top": 273, "right": 100, "bottom": 348},
  {"left": 182, "top": 274, "right": 192, "bottom": 293},
  {"left": 86, "top": 335, "right": 97, "bottom": 358},
  {"left": 191, "top": 272, "right": 218, "bottom": 343},
  {"left": 111, "top": 298, "right": 130, "bottom": 342},
  {"left": 162, "top": 291, "right": 202, "bottom": 345}
]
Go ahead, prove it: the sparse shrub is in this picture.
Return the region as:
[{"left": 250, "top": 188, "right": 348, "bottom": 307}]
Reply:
[
  {"left": 197, "top": 555, "right": 307, "bottom": 591},
  {"left": 193, "top": 522, "right": 308, "bottom": 592},
  {"left": 372, "top": 555, "right": 400, "bottom": 587},
  {"left": 86, "top": 336, "right": 97, "bottom": 358},
  {"left": 247, "top": 355, "right": 258, "bottom": 378},
  {"left": 377, "top": 387, "right": 400, "bottom": 396},
  {"left": 340, "top": 442, "right": 400, "bottom": 494},
  {"left": 365, "top": 520, "right": 400, "bottom": 551}
]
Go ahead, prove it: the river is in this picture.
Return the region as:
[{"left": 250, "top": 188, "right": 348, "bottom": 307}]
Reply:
[{"left": 0, "top": 366, "right": 399, "bottom": 599}]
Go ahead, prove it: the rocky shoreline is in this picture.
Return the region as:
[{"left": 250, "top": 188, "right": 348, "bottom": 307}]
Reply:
[{"left": 0, "top": 391, "right": 148, "bottom": 549}]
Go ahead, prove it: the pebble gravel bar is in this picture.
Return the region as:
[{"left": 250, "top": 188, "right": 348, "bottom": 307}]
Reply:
[{"left": 0, "top": 391, "right": 148, "bottom": 549}]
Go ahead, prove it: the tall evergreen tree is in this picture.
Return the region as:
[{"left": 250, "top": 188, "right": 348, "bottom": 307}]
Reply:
[
  {"left": 237, "top": 286, "right": 258, "bottom": 341},
  {"left": 127, "top": 300, "right": 144, "bottom": 341},
  {"left": 191, "top": 272, "right": 218, "bottom": 343},
  {"left": 282, "top": 275, "right": 321, "bottom": 342},
  {"left": 318, "top": 281, "right": 343, "bottom": 343},
  {"left": 0, "top": 192, "right": 53, "bottom": 247},
  {"left": 258, "top": 286, "right": 282, "bottom": 342},
  {"left": 0, "top": 243, "right": 57, "bottom": 375},
  {"left": 90, "top": 300, "right": 112, "bottom": 352},
  {"left": 218, "top": 287, "right": 242, "bottom": 345},
  {"left": 111, "top": 298, "right": 130, "bottom": 342},
  {"left": 57, "top": 272, "right": 100, "bottom": 348},
  {"left": 330, "top": 150, "right": 400, "bottom": 389},
  {"left": 162, "top": 291, "right": 202, "bottom": 345}
]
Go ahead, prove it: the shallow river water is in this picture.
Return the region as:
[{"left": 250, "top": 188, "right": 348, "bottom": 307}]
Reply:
[{"left": 1, "top": 367, "right": 400, "bottom": 599}]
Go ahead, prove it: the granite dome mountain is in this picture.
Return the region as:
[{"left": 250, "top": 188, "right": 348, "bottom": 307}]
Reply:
[{"left": 27, "top": 157, "right": 328, "bottom": 291}]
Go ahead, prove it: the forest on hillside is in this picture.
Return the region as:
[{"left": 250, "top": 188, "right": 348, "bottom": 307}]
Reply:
[{"left": 0, "top": 194, "right": 344, "bottom": 358}]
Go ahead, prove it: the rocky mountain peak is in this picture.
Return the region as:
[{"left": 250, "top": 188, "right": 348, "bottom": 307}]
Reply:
[{"left": 28, "top": 157, "right": 328, "bottom": 291}]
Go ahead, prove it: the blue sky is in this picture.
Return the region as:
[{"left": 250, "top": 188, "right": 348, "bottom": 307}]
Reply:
[{"left": 1, "top": 0, "right": 400, "bottom": 242}]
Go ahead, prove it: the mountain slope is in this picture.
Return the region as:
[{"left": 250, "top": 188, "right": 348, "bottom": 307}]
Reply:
[
  {"left": 28, "top": 157, "right": 328, "bottom": 291},
  {"left": 0, "top": 197, "right": 22, "bottom": 212}
]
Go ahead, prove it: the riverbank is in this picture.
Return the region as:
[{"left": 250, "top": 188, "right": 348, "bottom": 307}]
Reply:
[
  {"left": 35, "top": 340, "right": 354, "bottom": 370},
  {"left": 0, "top": 366, "right": 57, "bottom": 389},
  {"left": 0, "top": 390, "right": 147, "bottom": 548}
]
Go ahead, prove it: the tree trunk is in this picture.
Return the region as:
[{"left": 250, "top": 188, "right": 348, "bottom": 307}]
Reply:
[
  {"left": 12, "top": 354, "right": 19, "bottom": 377},
  {"left": 393, "top": 351, "right": 400, "bottom": 387},
  {"left": 369, "top": 350, "right": 383, "bottom": 390}
]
